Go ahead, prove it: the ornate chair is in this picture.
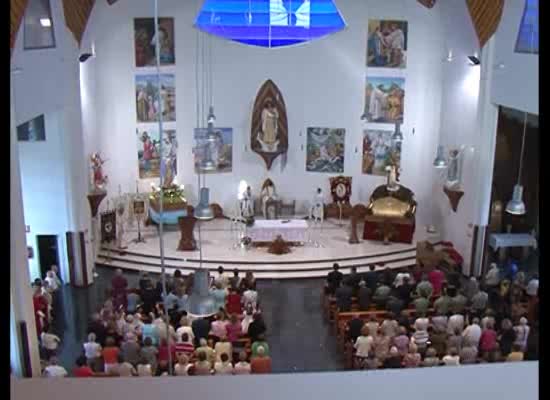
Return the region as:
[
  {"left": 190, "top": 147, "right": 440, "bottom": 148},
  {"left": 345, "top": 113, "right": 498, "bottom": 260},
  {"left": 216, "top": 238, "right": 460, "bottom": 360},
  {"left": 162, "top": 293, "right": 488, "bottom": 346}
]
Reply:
[{"left": 363, "top": 184, "right": 417, "bottom": 244}]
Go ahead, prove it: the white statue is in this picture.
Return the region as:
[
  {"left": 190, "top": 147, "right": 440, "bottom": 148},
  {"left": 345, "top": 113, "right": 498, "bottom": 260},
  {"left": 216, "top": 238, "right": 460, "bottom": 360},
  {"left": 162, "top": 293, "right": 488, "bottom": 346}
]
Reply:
[
  {"left": 310, "top": 187, "right": 324, "bottom": 222},
  {"left": 261, "top": 179, "right": 278, "bottom": 219},
  {"left": 386, "top": 165, "right": 400, "bottom": 192},
  {"left": 445, "top": 149, "right": 461, "bottom": 189}
]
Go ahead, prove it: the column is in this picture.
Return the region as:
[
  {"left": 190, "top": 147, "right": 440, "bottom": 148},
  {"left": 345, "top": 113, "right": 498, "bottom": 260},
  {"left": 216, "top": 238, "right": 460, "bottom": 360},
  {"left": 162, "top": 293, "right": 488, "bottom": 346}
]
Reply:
[{"left": 10, "top": 90, "right": 41, "bottom": 377}]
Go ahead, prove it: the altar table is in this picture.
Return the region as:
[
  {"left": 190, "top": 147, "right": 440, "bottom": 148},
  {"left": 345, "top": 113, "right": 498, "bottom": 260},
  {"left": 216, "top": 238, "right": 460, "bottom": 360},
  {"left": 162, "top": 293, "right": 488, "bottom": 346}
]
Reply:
[{"left": 248, "top": 219, "right": 308, "bottom": 243}]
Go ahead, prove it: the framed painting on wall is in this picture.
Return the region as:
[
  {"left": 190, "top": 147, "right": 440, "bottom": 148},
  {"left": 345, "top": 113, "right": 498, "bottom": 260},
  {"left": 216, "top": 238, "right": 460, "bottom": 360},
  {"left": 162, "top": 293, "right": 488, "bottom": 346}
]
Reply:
[
  {"left": 135, "top": 74, "right": 176, "bottom": 123},
  {"left": 136, "top": 126, "right": 177, "bottom": 179},
  {"left": 362, "top": 128, "right": 401, "bottom": 176},
  {"left": 134, "top": 18, "right": 175, "bottom": 67},
  {"left": 306, "top": 127, "right": 345, "bottom": 173},
  {"left": 367, "top": 19, "right": 408, "bottom": 68},
  {"left": 17, "top": 114, "right": 46, "bottom": 142},
  {"left": 362, "top": 76, "right": 405, "bottom": 124},
  {"left": 194, "top": 127, "right": 233, "bottom": 173}
]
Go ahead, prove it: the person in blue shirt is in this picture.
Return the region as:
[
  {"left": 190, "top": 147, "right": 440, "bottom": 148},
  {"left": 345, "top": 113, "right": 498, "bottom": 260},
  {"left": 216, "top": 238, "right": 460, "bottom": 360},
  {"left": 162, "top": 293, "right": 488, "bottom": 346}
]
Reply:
[
  {"left": 163, "top": 290, "right": 178, "bottom": 312},
  {"left": 141, "top": 315, "right": 160, "bottom": 347}
]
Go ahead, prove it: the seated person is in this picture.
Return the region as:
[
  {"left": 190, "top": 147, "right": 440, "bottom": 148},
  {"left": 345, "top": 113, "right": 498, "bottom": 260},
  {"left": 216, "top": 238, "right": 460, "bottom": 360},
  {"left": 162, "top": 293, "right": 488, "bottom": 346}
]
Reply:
[
  {"left": 251, "top": 346, "right": 272, "bottom": 374},
  {"left": 194, "top": 351, "right": 212, "bottom": 375}
]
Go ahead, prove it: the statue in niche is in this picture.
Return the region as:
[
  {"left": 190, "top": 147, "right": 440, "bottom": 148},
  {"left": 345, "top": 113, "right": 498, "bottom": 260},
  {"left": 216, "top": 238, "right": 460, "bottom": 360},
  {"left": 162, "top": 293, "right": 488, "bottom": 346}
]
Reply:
[
  {"left": 445, "top": 149, "right": 461, "bottom": 189},
  {"left": 251, "top": 80, "right": 289, "bottom": 170},
  {"left": 90, "top": 153, "right": 108, "bottom": 192}
]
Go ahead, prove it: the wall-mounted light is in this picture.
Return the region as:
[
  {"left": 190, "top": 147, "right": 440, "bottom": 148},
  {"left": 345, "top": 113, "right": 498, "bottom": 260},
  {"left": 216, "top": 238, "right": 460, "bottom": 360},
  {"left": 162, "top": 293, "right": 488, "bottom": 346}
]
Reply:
[
  {"left": 443, "top": 49, "right": 454, "bottom": 63},
  {"left": 79, "top": 43, "right": 96, "bottom": 63},
  {"left": 468, "top": 54, "right": 481, "bottom": 66},
  {"left": 40, "top": 18, "right": 52, "bottom": 27}
]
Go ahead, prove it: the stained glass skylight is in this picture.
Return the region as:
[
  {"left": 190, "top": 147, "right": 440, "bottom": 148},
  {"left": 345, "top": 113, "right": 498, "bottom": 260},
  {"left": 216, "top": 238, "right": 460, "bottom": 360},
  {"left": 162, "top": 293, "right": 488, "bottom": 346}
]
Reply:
[
  {"left": 515, "top": 0, "right": 538, "bottom": 54},
  {"left": 195, "top": 0, "right": 346, "bottom": 48}
]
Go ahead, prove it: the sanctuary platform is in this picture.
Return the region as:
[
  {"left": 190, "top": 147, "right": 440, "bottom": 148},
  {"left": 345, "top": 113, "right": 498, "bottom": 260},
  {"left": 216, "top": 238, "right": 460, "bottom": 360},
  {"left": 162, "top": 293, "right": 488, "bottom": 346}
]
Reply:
[{"left": 97, "top": 218, "right": 442, "bottom": 280}]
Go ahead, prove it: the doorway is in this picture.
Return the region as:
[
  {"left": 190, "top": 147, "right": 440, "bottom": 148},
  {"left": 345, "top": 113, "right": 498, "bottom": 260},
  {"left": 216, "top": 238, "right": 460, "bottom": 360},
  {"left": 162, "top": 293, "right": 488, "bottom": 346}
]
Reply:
[{"left": 37, "top": 235, "right": 59, "bottom": 279}]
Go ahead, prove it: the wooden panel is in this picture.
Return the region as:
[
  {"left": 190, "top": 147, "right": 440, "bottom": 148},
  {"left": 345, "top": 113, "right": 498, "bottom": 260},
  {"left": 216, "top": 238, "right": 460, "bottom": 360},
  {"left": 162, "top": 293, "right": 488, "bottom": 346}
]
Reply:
[
  {"left": 79, "top": 231, "right": 89, "bottom": 286},
  {"left": 10, "top": 0, "right": 29, "bottom": 53},
  {"left": 62, "top": 0, "right": 96, "bottom": 46},
  {"left": 66, "top": 232, "right": 76, "bottom": 285},
  {"left": 19, "top": 321, "right": 32, "bottom": 378},
  {"left": 466, "top": 0, "right": 504, "bottom": 48}
]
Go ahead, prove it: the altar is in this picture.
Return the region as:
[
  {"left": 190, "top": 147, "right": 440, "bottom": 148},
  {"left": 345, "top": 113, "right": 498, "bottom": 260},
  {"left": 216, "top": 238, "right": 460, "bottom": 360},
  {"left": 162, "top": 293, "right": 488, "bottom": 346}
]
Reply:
[{"left": 248, "top": 219, "right": 308, "bottom": 243}]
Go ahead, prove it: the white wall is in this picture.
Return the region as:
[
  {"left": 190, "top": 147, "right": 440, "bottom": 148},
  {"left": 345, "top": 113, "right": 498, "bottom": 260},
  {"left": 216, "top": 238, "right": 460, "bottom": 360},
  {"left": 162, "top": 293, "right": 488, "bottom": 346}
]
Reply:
[
  {"left": 433, "top": 0, "right": 481, "bottom": 273},
  {"left": 11, "top": 0, "right": 92, "bottom": 282},
  {"left": 491, "top": 0, "right": 538, "bottom": 115},
  {"left": 81, "top": 0, "right": 444, "bottom": 229},
  {"left": 17, "top": 111, "right": 70, "bottom": 281}
]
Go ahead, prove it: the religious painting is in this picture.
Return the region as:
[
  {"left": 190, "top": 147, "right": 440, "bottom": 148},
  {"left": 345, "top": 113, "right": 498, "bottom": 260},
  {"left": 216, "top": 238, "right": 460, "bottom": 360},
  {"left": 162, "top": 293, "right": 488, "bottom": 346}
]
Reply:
[
  {"left": 362, "top": 129, "right": 402, "bottom": 176},
  {"left": 367, "top": 20, "right": 408, "bottom": 68},
  {"left": 17, "top": 114, "right": 46, "bottom": 141},
  {"left": 306, "top": 127, "right": 345, "bottom": 173},
  {"left": 250, "top": 80, "right": 289, "bottom": 170},
  {"left": 136, "top": 126, "right": 177, "bottom": 179},
  {"left": 135, "top": 74, "right": 176, "bottom": 123},
  {"left": 194, "top": 127, "right": 233, "bottom": 173},
  {"left": 134, "top": 18, "right": 175, "bottom": 67},
  {"left": 362, "top": 76, "right": 405, "bottom": 123}
]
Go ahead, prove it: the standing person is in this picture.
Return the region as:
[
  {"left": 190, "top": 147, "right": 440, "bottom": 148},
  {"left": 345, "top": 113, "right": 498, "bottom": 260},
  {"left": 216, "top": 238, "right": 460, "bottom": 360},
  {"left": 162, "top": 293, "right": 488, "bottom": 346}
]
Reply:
[
  {"left": 251, "top": 334, "right": 270, "bottom": 357},
  {"left": 498, "top": 319, "right": 517, "bottom": 356},
  {"left": 83, "top": 332, "right": 103, "bottom": 372},
  {"left": 335, "top": 281, "right": 353, "bottom": 312},
  {"left": 102, "top": 337, "right": 120, "bottom": 375},
  {"left": 513, "top": 317, "right": 530, "bottom": 352},
  {"left": 234, "top": 351, "right": 251, "bottom": 375},
  {"left": 250, "top": 346, "right": 272, "bottom": 374},
  {"left": 40, "top": 328, "right": 61, "bottom": 360},
  {"left": 242, "top": 283, "right": 259, "bottom": 310},
  {"left": 354, "top": 326, "right": 374, "bottom": 369},
  {"left": 479, "top": 321, "right": 498, "bottom": 356},
  {"left": 462, "top": 317, "right": 482, "bottom": 348},
  {"left": 214, "top": 353, "right": 234, "bottom": 375},
  {"left": 325, "top": 263, "right": 344, "bottom": 294},
  {"left": 32, "top": 283, "right": 49, "bottom": 335},
  {"left": 484, "top": 263, "right": 501, "bottom": 289},
  {"left": 415, "top": 274, "right": 433, "bottom": 299},
  {"left": 174, "top": 333, "right": 195, "bottom": 359},
  {"left": 364, "top": 264, "right": 379, "bottom": 292},
  {"left": 347, "top": 314, "right": 365, "bottom": 343},
  {"left": 210, "top": 311, "right": 229, "bottom": 340},
  {"left": 73, "top": 356, "right": 94, "bottom": 378},
  {"left": 120, "top": 332, "right": 141, "bottom": 366},
  {"left": 111, "top": 269, "right": 128, "bottom": 310},
  {"left": 471, "top": 286, "right": 489, "bottom": 317},
  {"left": 114, "top": 354, "right": 137, "bottom": 377},
  {"left": 240, "top": 271, "right": 256, "bottom": 292},
  {"left": 229, "top": 269, "right": 242, "bottom": 292},
  {"left": 42, "top": 357, "right": 68, "bottom": 378},
  {"left": 193, "top": 351, "right": 212, "bottom": 375},
  {"left": 141, "top": 315, "right": 160, "bottom": 346},
  {"left": 357, "top": 281, "right": 372, "bottom": 311},
  {"left": 140, "top": 337, "right": 159, "bottom": 375},
  {"left": 226, "top": 314, "right": 243, "bottom": 343},
  {"left": 373, "top": 282, "right": 391, "bottom": 309},
  {"left": 434, "top": 287, "right": 451, "bottom": 315},
  {"left": 210, "top": 282, "right": 227, "bottom": 312},
  {"left": 226, "top": 287, "right": 242, "bottom": 315},
  {"left": 191, "top": 317, "right": 211, "bottom": 346},
  {"left": 447, "top": 328, "right": 463, "bottom": 353},
  {"left": 427, "top": 266, "right": 445, "bottom": 297},
  {"left": 214, "top": 266, "right": 229, "bottom": 290},
  {"left": 247, "top": 313, "right": 267, "bottom": 343}
]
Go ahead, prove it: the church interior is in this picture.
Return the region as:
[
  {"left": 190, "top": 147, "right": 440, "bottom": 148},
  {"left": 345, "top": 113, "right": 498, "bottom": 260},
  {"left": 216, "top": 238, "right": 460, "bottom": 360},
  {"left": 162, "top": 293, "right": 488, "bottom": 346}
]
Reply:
[{"left": 11, "top": 0, "right": 538, "bottom": 398}]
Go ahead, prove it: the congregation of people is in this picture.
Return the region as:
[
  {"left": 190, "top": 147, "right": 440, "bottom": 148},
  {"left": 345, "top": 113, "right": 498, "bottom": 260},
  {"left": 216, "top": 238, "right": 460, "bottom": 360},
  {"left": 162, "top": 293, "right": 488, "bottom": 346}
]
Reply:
[
  {"left": 325, "top": 261, "right": 539, "bottom": 370},
  {"left": 39, "top": 267, "right": 273, "bottom": 378}
]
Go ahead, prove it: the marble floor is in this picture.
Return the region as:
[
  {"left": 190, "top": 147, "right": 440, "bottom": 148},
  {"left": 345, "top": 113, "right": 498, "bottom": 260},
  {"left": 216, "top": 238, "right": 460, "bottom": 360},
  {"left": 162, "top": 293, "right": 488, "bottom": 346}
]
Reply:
[{"left": 51, "top": 267, "right": 344, "bottom": 373}]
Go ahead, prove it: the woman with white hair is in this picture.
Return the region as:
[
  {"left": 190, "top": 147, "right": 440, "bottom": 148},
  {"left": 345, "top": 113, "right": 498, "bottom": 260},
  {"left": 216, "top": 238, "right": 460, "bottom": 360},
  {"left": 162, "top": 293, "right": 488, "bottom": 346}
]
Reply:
[
  {"left": 513, "top": 317, "right": 530, "bottom": 351},
  {"left": 83, "top": 332, "right": 102, "bottom": 372},
  {"left": 485, "top": 263, "right": 500, "bottom": 288}
]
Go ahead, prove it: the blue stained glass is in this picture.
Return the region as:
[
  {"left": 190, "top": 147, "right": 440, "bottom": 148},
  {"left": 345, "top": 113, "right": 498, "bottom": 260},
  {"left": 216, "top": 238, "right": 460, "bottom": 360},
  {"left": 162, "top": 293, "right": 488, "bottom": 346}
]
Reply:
[
  {"left": 515, "top": 0, "right": 538, "bottom": 54},
  {"left": 195, "top": 0, "right": 347, "bottom": 48}
]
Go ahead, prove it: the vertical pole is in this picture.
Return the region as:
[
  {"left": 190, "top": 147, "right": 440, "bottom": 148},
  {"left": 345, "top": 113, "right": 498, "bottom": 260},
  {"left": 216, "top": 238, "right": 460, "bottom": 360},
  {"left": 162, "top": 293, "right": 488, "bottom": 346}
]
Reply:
[{"left": 154, "top": 0, "right": 171, "bottom": 374}]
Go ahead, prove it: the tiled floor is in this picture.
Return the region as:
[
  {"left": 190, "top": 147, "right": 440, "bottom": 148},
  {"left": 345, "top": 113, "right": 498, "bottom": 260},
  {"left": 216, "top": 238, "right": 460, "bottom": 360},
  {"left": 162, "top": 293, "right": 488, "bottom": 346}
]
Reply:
[{"left": 51, "top": 267, "right": 345, "bottom": 373}]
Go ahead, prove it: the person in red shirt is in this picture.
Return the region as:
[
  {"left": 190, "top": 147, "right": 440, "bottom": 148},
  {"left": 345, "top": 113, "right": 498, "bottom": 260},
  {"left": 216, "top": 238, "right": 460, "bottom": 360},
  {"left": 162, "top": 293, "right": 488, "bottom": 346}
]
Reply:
[
  {"left": 158, "top": 339, "right": 175, "bottom": 374},
  {"left": 32, "top": 283, "right": 49, "bottom": 335},
  {"left": 226, "top": 314, "right": 243, "bottom": 343},
  {"left": 102, "top": 336, "right": 120, "bottom": 375},
  {"left": 250, "top": 346, "right": 272, "bottom": 374},
  {"left": 226, "top": 287, "right": 242, "bottom": 315},
  {"left": 73, "top": 356, "right": 94, "bottom": 377},
  {"left": 479, "top": 321, "right": 498, "bottom": 357},
  {"left": 174, "top": 333, "right": 195, "bottom": 358},
  {"left": 428, "top": 266, "right": 445, "bottom": 297}
]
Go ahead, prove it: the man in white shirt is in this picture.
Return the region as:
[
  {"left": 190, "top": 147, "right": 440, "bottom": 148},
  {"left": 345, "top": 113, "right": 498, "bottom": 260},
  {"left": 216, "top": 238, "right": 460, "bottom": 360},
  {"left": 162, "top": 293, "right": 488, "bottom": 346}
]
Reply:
[
  {"left": 43, "top": 357, "right": 68, "bottom": 378},
  {"left": 44, "top": 270, "right": 60, "bottom": 291},
  {"left": 214, "top": 266, "right": 230, "bottom": 290},
  {"left": 447, "top": 313, "right": 465, "bottom": 335},
  {"left": 233, "top": 351, "right": 251, "bottom": 375},
  {"left": 484, "top": 263, "right": 500, "bottom": 288},
  {"left": 40, "top": 329, "right": 61, "bottom": 359},
  {"left": 176, "top": 316, "right": 195, "bottom": 343},
  {"left": 354, "top": 326, "right": 374, "bottom": 360},
  {"left": 526, "top": 275, "right": 539, "bottom": 297},
  {"left": 462, "top": 318, "right": 482, "bottom": 348},
  {"left": 214, "top": 353, "right": 234, "bottom": 375}
]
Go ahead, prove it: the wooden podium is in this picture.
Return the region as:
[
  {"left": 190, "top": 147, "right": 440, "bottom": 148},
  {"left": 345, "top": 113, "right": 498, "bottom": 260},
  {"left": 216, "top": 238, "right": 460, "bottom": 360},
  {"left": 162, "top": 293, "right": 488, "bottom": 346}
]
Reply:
[{"left": 177, "top": 210, "right": 197, "bottom": 251}]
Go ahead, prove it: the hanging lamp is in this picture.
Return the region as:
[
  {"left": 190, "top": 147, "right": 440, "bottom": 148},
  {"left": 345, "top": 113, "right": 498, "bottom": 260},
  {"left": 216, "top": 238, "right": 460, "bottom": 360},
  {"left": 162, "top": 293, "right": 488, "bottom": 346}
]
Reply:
[
  {"left": 433, "top": 145, "right": 448, "bottom": 168},
  {"left": 505, "top": 112, "right": 528, "bottom": 215}
]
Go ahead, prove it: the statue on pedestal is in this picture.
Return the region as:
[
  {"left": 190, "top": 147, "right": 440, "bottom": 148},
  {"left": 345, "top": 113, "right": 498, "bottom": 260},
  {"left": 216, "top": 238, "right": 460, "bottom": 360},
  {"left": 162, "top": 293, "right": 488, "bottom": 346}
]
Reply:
[
  {"left": 261, "top": 179, "right": 278, "bottom": 219},
  {"left": 90, "top": 153, "right": 108, "bottom": 192},
  {"left": 240, "top": 185, "right": 254, "bottom": 219},
  {"left": 310, "top": 188, "right": 324, "bottom": 222},
  {"left": 385, "top": 164, "right": 400, "bottom": 192}
]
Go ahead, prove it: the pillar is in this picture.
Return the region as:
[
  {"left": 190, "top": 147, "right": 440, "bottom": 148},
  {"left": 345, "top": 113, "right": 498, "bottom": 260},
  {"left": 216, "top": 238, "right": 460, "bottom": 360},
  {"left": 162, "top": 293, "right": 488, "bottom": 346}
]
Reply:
[{"left": 10, "top": 89, "right": 41, "bottom": 377}]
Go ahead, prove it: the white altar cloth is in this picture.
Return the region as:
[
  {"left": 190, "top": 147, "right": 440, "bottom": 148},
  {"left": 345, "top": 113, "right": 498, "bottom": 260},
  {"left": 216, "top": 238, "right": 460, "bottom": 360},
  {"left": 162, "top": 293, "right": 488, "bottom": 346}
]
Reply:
[
  {"left": 488, "top": 233, "right": 537, "bottom": 251},
  {"left": 248, "top": 219, "right": 308, "bottom": 242}
]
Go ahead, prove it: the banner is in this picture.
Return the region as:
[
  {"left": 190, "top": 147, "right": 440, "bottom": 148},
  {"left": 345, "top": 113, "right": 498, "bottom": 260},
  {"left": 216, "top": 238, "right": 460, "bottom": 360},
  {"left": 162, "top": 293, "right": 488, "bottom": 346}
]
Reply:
[{"left": 100, "top": 210, "right": 117, "bottom": 243}]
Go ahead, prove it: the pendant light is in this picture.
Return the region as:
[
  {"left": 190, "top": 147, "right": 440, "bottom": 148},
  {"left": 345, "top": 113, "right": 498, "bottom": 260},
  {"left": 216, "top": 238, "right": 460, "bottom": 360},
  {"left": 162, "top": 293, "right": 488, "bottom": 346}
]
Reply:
[
  {"left": 505, "top": 12, "right": 535, "bottom": 216},
  {"left": 505, "top": 112, "right": 528, "bottom": 215},
  {"left": 433, "top": 145, "right": 448, "bottom": 168}
]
